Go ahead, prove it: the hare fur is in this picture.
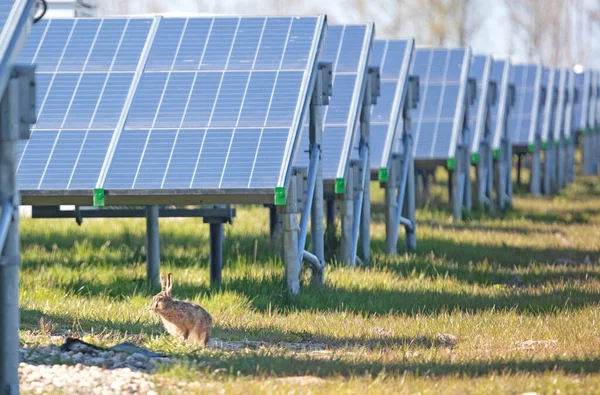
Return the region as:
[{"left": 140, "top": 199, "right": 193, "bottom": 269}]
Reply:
[{"left": 148, "top": 272, "right": 212, "bottom": 346}]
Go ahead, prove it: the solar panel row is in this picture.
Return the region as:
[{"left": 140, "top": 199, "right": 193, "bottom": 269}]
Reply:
[{"left": 13, "top": 15, "right": 596, "bottom": 206}]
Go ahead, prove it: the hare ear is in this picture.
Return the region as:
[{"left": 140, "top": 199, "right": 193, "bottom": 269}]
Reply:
[
  {"left": 166, "top": 273, "right": 173, "bottom": 295},
  {"left": 159, "top": 272, "right": 166, "bottom": 291}
]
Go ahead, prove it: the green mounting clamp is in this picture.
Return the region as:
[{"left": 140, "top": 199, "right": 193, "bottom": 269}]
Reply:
[
  {"left": 335, "top": 177, "right": 345, "bottom": 194},
  {"left": 274, "top": 187, "right": 286, "bottom": 206},
  {"left": 565, "top": 137, "right": 570, "bottom": 144},
  {"left": 527, "top": 144, "right": 534, "bottom": 153},
  {"left": 447, "top": 157, "right": 456, "bottom": 170},
  {"left": 554, "top": 140, "right": 560, "bottom": 148},
  {"left": 93, "top": 188, "right": 105, "bottom": 207},
  {"left": 493, "top": 149, "right": 500, "bottom": 159},
  {"left": 542, "top": 141, "right": 548, "bottom": 150},
  {"left": 471, "top": 152, "right": 479, "bottom": 165},
  {"left": 378, "top": 168, "right": 388, "bottom": 183}
]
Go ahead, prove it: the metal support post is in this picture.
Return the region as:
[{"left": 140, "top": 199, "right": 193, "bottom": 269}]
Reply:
[
  {"left": 516, "top": 153, "right": 522, "bottom": 185},
  {"left": 340, "top": 164, "right": 354, "bottom": 265},
  {"left": 451, "top": 167, "right": 461, "bottom": 220},
  {"left": 583, "top": 131, "right": 593, "bottom": 175},
  {"left": 404, "top": 151, "right": 417, "bottom": 251},
  {"left": 358, "top": 73, "right": 373, "bottom": 263},
  {"left": 209, "top": 222, "right": 223, "bottom": 287},
  {"left": 506, "top": 142, "right": 513, "bottom": 206},
  {"left": 567, "top": 139, "right": 575, "bottom": 183},
  {"left": 325, "top": 199, "right": 335, "bottom": 231},
  {"left": 145, "top": 205, "right": 160, "bottom": 289},
  {"left": 543, "top": 141, "right": 553, "bottom": 196},
  {"left": 309, "top": 71, "right": 325, "bottom": 280},
  {"left": 384, "top": 156, "right": 398, "bottom": 255},
  {"left": 282, "top": 175, "right": 300, "bottom": 294},
  {"left": 1, "top": 66, "right": 35, "bottom": 395},
  {"left": 557, "top": 139, "right": 566, "bottom": 189},
  {"left": 530, "top": 139, "right": 542, "bottom": 195}
]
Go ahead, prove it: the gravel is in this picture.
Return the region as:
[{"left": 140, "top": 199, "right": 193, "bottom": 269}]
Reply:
[{"left": 18, "top": 344, "right": 170, "bottom": 394}]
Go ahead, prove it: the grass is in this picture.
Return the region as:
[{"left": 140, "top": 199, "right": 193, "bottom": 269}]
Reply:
[{"left": 17, "top": 169, "right": 600, "bottom": 394}]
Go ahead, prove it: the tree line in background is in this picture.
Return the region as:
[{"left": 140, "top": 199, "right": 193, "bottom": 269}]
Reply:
[{"left": 84, "top": 0, "right": 600, "bottom": 68}]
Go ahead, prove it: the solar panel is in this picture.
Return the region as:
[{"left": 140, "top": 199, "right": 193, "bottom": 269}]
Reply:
[
  {"left": 101, "top": 16, "right": 325, "bottom": 195},
  {"left": 410, "top": 48, "right": 471, "bottom": 162},
  {"left": 367, "top": 39, "right": 414, "bottom": 175},
  {"left": 590, "top": 70, "right": 599, "bottom": 128},
  {"left": 0, "top": 0, "right": 36, "bottom": 96},
  {"left": 295, "top": 23, "right": 374, "bottom": 182},
  {"left": 564, "top": 70, "right": 581, "bottom": 140},
  {"left": 540, "top": 68, "right": 557, "bottom": 144},
  {"left": 468, "top": 55, "right": 492, "bottom": 159},
  {"left": 553, "top": 69, "right": 568, "bottom": 142},
  {"left": 16, "top": 16, "right": 326, "bottom": 204},
  {"left": 573, "top": 70, "right": 591, "bottom": 132},
  {"left": 490, "top": 60, "right": 511, "bottom": 153},
  {"left": 16, "top": 17, "right": 155, "bottom": 191},
  {"left": 508, "top": 64, "right": 543, "bottom": 148}
]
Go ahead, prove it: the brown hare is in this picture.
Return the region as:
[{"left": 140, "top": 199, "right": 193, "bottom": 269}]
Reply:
[{"left": 148, "top": 272, "right": 212, "bottom": 346}]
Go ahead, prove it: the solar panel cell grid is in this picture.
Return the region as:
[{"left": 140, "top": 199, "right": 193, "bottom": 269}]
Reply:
[
  {"left": 508, "top": 64, "right": 541, "bottom": 146},
  {"left": 411, "top": 48, "right": 470, "bottom": 161},
  {"left": 367, "top": 39, "right": 414, "bottom": 171},
  {"left": 572, "top": 72, "right": 588, "bottom": 131},
  {"left": 295, "top": 24, "right": 372, "bottom": 181},
  {"left": 468, "top": 55, "right": 492, "bottom": 155},
  {"left": 101, "top": 16, "right": 323, "bottom": 192},
  {"left": 17, "top": 18, "right": 153, "bottom": 190},
  {"left": 489, "top": 60, "right": 511, "bottom": 151}
]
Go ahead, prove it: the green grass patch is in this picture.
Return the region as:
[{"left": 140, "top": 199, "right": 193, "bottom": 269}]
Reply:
[{"left": 18, "top": 174, "right": 600, "bottom": 393}]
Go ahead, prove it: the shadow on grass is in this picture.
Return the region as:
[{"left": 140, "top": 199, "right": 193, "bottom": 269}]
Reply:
[
  {"left": 21, "top": 309, "right": 600, "bottom": 379},
  {"left": 45, "top": 267, "right": 600, "bottom": 318},
  {"left": 20, "top": 308, "right": 448, "bottom": 353}
]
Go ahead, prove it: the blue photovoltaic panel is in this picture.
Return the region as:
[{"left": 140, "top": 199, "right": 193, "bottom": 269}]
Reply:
[
  {"left": 368, "top": 39, "right": 414, "bottom": 171},
  {"left": 468, "top": 55, "right": 492, "bottom": 155},
  {"left": 101, "top": 16, "right": 325, "bottom": 191},
  {"left": 508, "top": 64, "right": 543, "bottom": 147},
  {"left": 490, "top": 60, "right": 511, "bottom": 151},
  {"left": 589, "top": 71, "right": 599, "bottom": 129},
  {"left": 16, "top": 17, "right": 154, "bottom": 190},
  {"left": 573, "top": 71, "right": 591, "bottom": 132},
  {"left": 563, "top": 70, "right": 575, "bottom": 139},
  {"left": 540, "top": 68, "right": 557, "bottom": 143},
  {"left": 295, "top": 24, "right": 373, "bottom": 181},
  {"left": 411, "top": 48, "right": 471, "bottom": 161},
  {"left": 553, "top": 69, "right": 568, "bottom": 142},
  {"left": 0, "top": 0, "right": 35, "bottom": 98}
]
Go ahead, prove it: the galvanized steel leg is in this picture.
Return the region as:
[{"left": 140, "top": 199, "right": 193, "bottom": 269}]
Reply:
[
  {"left": 451, "top": 168, "right": 461, "bottom": 220},
  {"left": 506, "top": 143, "right": 513, "bottom": 206},
  {"left": 209, "top": 223, "right": 223, "bottom": 287},
  {"left": 145, "top": 205, "right": 160, "bottom": 289},
  {"left": 543, "top": 145, "right": 553, "bottom": 196},
  {"left": 530, "top": 141, "right": 542, "bottom": 196},
  {"left": 0, "top": 72, "right": 28, "bottom": 395},
  {"left": 282, "top": 175, "right": 300, "bottom": 294},
  {"left": 384, "top": 159, "right": 398, "bottom": 255},
  {"left": 405, "top": 156, "right": 417, "bottom": 251},
  {"left": 340, "top": 168, "right": 354, "bottom": 265},
  {"left": 463, "top": 146, "right": 472, "bottom": 213},
  {"left": 326, "top": 199, "right": 335, "bottom": 231}
]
